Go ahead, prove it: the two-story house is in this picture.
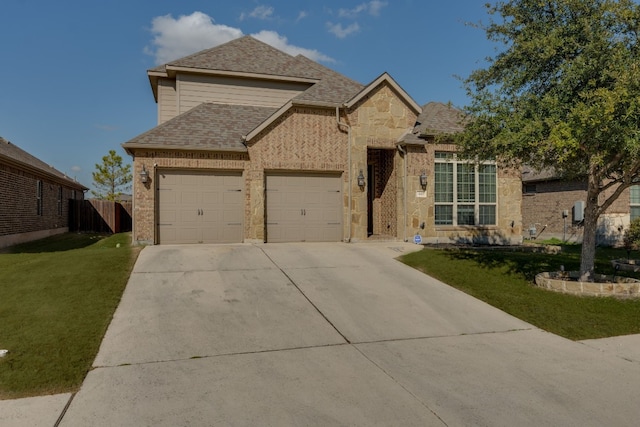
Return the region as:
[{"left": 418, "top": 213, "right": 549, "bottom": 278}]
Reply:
[{"left": 123, "top": 36, "right": 522, "bottom": 245}]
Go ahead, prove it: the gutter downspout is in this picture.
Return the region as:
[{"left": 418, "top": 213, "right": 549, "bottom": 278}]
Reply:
[
  {"left": 397, "top": 144, "right": 408, "bottom": 242},
  {"left": 336, "top": 106, "right": 352, "bottom": 242}
]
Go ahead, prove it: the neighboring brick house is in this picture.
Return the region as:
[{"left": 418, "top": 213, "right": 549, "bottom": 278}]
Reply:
[
  {"left": 0, "top": 137, "right": 87, "bottom": 248},
  {"left": 522, "top": 167, "right": 634, "bottom": 245},
  {"left": 123, "top": 36, "right": 523, "bottom": 245}
]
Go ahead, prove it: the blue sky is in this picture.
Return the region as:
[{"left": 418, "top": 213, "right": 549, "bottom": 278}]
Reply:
[{"left": 0, "top": 0, "right": 496, "bottom": 192}]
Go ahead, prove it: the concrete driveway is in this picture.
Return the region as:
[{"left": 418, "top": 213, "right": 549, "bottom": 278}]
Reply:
[{"left": 48, "top": 242, "right": 640, "bottom": 426}]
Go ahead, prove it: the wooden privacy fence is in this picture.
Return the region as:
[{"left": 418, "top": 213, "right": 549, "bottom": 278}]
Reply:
[{"left": 69, "top": 199, "right": 132, "bottom": 233}]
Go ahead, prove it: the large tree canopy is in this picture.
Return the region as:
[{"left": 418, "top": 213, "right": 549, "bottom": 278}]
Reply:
[{"left": 459, "top": 0, "right": 640, "bottom": 280}]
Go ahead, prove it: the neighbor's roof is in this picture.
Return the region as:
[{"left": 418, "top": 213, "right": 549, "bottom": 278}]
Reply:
[
  {"left": 400, "top": 102, "right": 467, "bottom": 145},
  {"left": 0, "top": 136, "right": 87, "bottom": 189},
  {"left": 123, "top": 103, "right": 278, "bottom": 153},
  {"left": 521, "top": 166, "right": 560, "bottom": 182}
]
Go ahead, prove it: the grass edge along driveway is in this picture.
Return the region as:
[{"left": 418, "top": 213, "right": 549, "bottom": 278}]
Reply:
[
  {"left": 0, "top": 233, "right": 140, "bottom": 400},
  {"left": 399, "top": 246, "right": 640, "bottom": 341}
]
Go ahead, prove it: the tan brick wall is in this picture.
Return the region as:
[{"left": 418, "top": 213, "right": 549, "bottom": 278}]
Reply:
[
  {"left": 247, "top": 107, "right": 348, "bottom": 241},
  {"left": 130, "top": 81, "right": 526, "bottom": 246},
  {"left": 131, "top": 150, "right": 249, "bottom": 244},
  {"left": 401, "top": 143, "right": 523, "bottom": 245}
]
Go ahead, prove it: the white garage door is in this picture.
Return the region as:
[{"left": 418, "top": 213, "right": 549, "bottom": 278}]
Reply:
[
  {"left": 266, "top": 173, "right": 342, "bottom": 243},
  {"left": 157, "top": 170, "right": 243, "bottom": 244}
]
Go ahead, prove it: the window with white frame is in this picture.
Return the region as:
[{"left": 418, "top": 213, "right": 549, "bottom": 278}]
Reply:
[
  {"left": 631, "top": 185, "right": 640, "bottom": 221},
  {"left": 434, "top": 152, "right": 497, "bottom": 226}
]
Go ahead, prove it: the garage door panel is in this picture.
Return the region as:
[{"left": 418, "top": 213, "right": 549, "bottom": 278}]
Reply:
[
  {"left": 266, "top": 173, "right": 342, "bottom": 243},
  {"left": 158, "top": 170, "right": 243, "bottom": 244}
]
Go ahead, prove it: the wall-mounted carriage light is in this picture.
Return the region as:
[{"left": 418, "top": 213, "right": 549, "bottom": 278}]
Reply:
[
  {"left": 419, "top": 171, "right": 427, "bottom": 189},
  {"left": 140, "top": 165, "right": 149, "bottom": 184},
  {"left": 357, "top": 169, "right": 366, "bottom": 188}
]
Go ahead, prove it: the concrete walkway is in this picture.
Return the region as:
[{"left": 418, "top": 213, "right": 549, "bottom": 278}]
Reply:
[{"left": 4, "top": 242, "right": 640, "bottom": 426}]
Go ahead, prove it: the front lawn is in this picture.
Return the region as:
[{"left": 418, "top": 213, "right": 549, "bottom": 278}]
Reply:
[
  {"left": 0, "top": 233, "right": 139, "bottom": 399},
  {"left": 399, "top": 245, "right": 640, "bottom": 341}
]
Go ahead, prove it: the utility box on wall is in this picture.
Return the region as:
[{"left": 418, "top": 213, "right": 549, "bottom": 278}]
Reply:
[{"left": 574, "top": 201, "right": 585, "bottom": 222}]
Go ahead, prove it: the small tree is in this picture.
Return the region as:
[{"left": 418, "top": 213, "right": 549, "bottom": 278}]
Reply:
[
  {"left": 459, "top": 0, "right": 640, "bottom": 281},
  {"left": 91, "top": 150, "right": 132, "bottom": 201}
]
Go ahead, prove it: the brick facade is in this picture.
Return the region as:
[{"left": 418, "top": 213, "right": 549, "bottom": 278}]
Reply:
[
  {"left": 131, "top": 150, "right": 249, "bottom": 245},
  {"left": 129, "top": 82, "right": 524, "bottom": 245},
  {"left": 401, "top": 143, "right": 523, "bottom": 245},
  {"left": 0, "top": 161, "right": 85, "bottom": 249},
  {"left": 126, "top": 39, "right": 523, "bottom": 246},
  {"left": 522, "top": 178, "right": 632, "bottom": 244}
]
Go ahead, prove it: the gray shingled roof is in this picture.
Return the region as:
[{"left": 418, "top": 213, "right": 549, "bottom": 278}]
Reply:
[
  {"left": 123, "top": 103, "right": 278, "bottom": 152},
  {"left": 0, "top": 136, "right": 87, "bottom": 189},
  {"left": 153, "top": 36, "right": 321, "bottom": 80},
  {"left": 152, "top": 36, "right": 364, "bottom": 106},
  {"left": 417, "top": 102, "right": 467, "bottom": 135},
  {"left": 521, "top": 166, "right": 560, "bottom": 182},
  {"left": 290, "top": 55, "right": 363, "bottom": 105},
  {"left": 400, "top": 102, "right": 468, "bottom": 145},
  {"left": 136, "top": 36, "right": 367, "bottom": 152}
]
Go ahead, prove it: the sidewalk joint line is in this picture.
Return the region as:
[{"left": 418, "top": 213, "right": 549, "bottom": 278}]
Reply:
[
  {"left": 53, "top": 392, "right": 76, "bottom": 427},
  {"left": 256, "top": 246, "right": 352, "bottom": 344}
]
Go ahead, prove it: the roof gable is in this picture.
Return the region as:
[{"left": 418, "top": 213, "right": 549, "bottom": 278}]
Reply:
[{"left": 345, "top": 72, "right": 421, "bottom": 115}]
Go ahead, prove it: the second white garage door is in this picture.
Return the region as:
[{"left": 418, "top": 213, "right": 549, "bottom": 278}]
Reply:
[
  {"left": 266, "top": 173, "right": 343, "bottom": 243},
  {"left": 157, "top": 170, "right": 243, "bottom": 244}
]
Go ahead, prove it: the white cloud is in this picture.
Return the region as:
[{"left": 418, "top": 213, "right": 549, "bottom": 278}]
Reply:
[
  {"left": 251, "top": 30, "right": 334, "bottom": 63},
  {"left": 368, "top": 0, "right": 387, "bottom": 16},
  {"left": 240, "top": 5, "right": 274, "bottom": 21},
  {"left": 145, "top": 12, "right": 333, "bottom": 65},
  {"left": 326, "top": 22, "right": 360, "bottom": 39},
  {"left": 145, "top": 12, "right": 242, "bottom": 64},
  {"left": 71, "top": 165, "right": 82, "bottom": 173},
  {"left": 296, "top": 11, "right": 308, "bottom": 22},
  {"left": 338, "top": 1, "right": 388, "bottom": 18}
]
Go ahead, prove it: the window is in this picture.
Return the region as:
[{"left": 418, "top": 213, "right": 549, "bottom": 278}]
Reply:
[
  {"left": 523, "top": 183, "right": 536, "bottom": 194},
  {"left": 434, "top": 152, "right": 497, "bottom": 226},
  {"left": 631, "top": 186, "right": 640, "bottom": 221},
  {"left": 58, "top": 187, "right": 63, "bottom": 216},
  {"left": 36, "top": 180, "right": 43, "bottom": 216}
]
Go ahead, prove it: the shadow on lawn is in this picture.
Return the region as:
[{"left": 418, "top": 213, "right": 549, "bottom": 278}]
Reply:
[
  {"left": 441, "top": 246, "right": 583, "bottom": 281},
  {"left": 3, "top": 233, "right": 108, "bottom": 254}
]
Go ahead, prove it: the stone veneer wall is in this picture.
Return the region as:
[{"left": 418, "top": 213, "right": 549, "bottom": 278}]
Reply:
[{"left": 347, "top": 83, "right": 418, "bottom": 241}]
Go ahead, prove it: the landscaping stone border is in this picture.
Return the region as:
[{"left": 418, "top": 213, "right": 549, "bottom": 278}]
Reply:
[{"left": 534, "top": 271, "right": 640, "bottom": 298}]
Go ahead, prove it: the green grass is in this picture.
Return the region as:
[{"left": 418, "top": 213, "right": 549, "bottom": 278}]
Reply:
[
  {"left": 0, "top": 233, "right": 139, "bottom": 399},
  {"left": 399, "top": 245, "right": 640, "bottom": 341}
]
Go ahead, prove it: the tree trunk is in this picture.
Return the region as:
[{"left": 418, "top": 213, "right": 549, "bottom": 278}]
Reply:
[{"left": 579, "top": 176, "right": 601, "bottom": 282}]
